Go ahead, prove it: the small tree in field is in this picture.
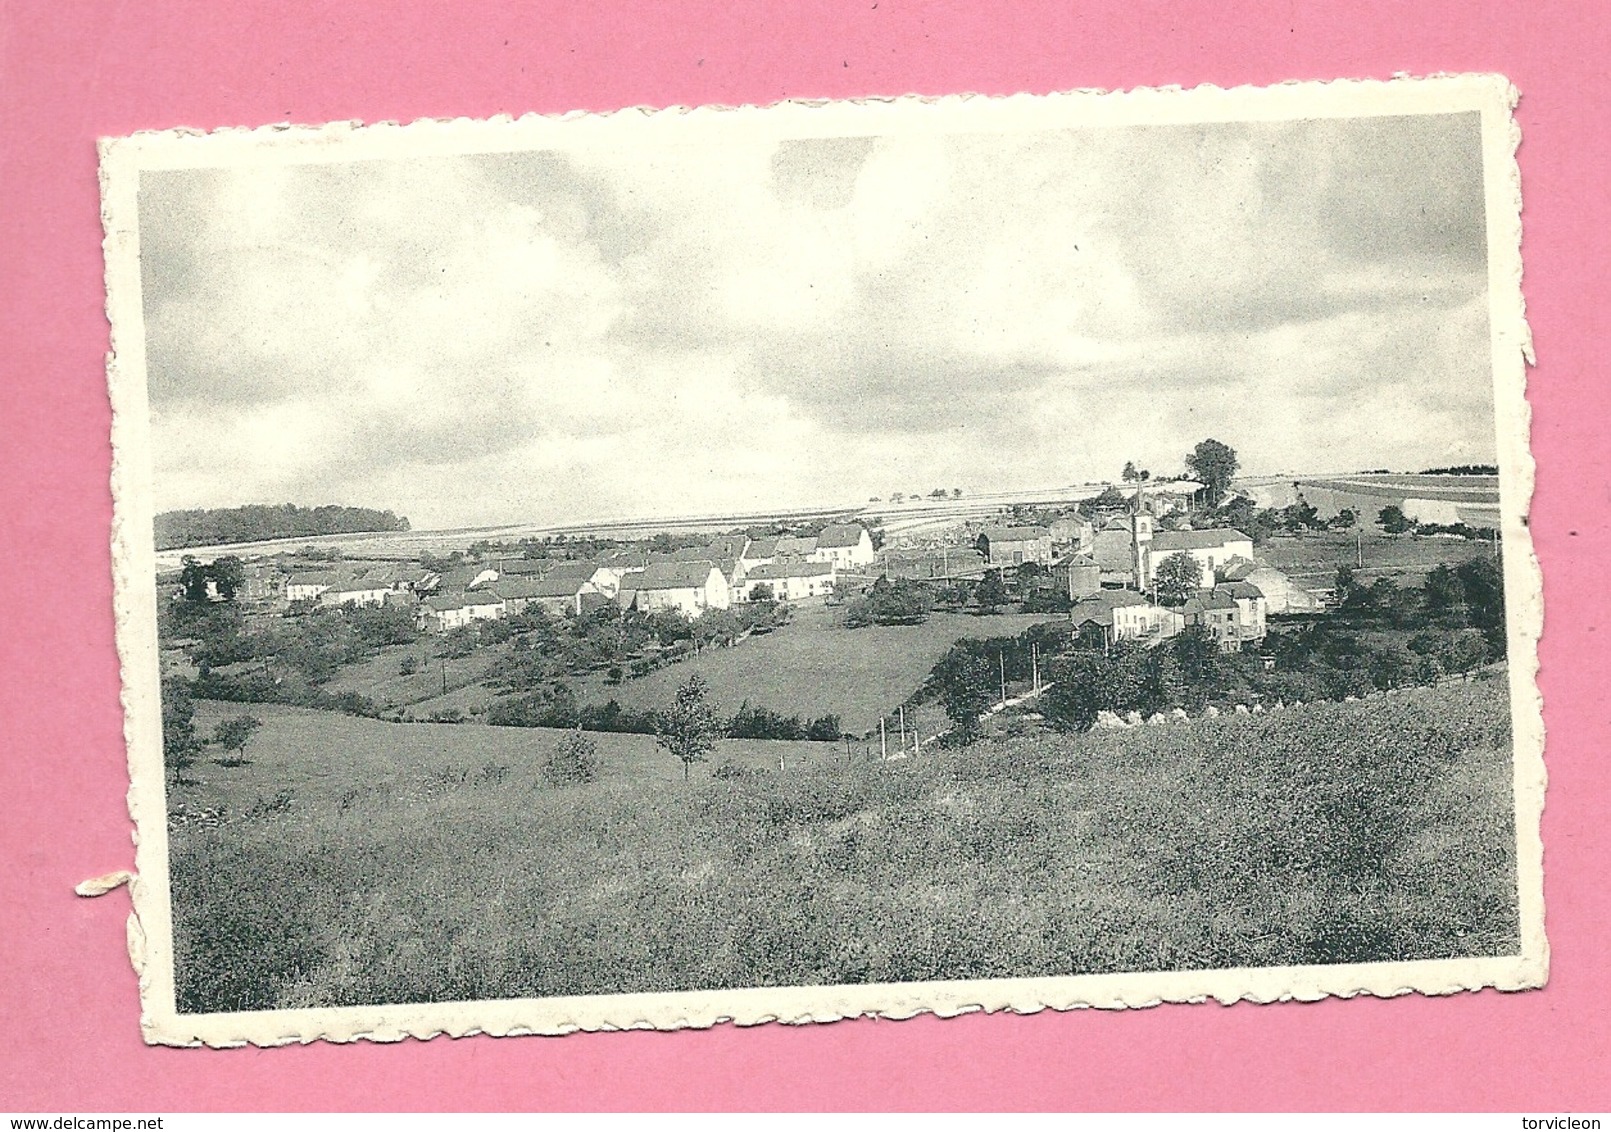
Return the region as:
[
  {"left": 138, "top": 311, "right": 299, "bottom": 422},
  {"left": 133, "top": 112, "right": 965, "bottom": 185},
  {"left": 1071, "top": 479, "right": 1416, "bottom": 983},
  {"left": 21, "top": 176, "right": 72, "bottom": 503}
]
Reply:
[
  {"left": 1153, "top": 551, "right": 1202, "bottom": 606},
  {"left": 213, "top": 714, "right": 262, "bottom": 765},
  {"left": 1377, "top": 505, "right": 1413, "bottom": 535},
  {"left": 544, "top": 727, "right": 601, "bottom": 786},
  {"left": 655, "top": 675, "right": 722, "bottom": 781},
  {"left": 974, "top": 569, "right": 1008, "bottom": 614}
]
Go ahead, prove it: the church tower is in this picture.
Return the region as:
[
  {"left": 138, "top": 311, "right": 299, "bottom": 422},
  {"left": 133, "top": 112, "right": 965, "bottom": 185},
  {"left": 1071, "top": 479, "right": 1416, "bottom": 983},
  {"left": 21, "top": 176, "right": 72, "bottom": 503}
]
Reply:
[{"left": 1133, "top": 513, "right": 1154, "bottom": 587}]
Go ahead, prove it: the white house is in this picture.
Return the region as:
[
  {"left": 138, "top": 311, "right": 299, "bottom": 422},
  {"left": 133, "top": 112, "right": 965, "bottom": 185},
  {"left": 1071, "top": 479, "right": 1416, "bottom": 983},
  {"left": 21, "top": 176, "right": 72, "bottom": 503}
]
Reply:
[
  {"left": 491, "top": 575, "right": 599, "bottom": 616},
  {"left": 1134, "top": 516, "right": 1254, "bottom": 589},
  {"left": 318, "top": 582, "right": 392, "bottom": 609},
  {"left": 813, "top": 523, "right": 876, "bottom": 571},
  {"left": 1218, "top": 559, "right": 1324, "bottom": 615},
  {"left": 738, "top": 560, "right": 835, "bottom": 602},
  {"left": 417, "top": 591, "right": 507, "bottom": 632},
  {"left": 1070, "top": 590, "right": 1184, "bottom": 647},
  {"left": 739, "top": 537, "right": 778, "bottom": 574},
  {"left": 286, "top": 571, "right": 341, "bottom": 602},
  {"left": 628, "top": 561, "right": 731, "bottom": 617},
  {"left": 1183, "top": 582, "right": 1268, "bottom": 652}
]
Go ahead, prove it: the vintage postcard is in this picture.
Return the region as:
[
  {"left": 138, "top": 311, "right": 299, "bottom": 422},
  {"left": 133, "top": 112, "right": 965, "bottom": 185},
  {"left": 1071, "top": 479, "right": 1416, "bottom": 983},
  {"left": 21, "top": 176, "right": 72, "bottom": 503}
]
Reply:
[{"left": 100, "top": 74, "right": 1544, "bottom": 1046}]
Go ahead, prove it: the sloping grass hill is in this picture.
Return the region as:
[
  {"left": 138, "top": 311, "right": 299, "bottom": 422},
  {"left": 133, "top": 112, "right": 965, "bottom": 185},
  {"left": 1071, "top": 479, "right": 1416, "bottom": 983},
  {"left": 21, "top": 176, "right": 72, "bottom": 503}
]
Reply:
[{"left": 169, "top": 679, "right": 1518, "bottom": 1013}]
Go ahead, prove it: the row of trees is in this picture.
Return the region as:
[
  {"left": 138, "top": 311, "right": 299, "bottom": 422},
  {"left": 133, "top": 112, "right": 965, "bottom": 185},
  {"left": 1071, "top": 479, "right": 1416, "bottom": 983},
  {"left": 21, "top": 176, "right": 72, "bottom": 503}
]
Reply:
[{"left": 155, "top": 504, "right": 409, "bottom": 551}]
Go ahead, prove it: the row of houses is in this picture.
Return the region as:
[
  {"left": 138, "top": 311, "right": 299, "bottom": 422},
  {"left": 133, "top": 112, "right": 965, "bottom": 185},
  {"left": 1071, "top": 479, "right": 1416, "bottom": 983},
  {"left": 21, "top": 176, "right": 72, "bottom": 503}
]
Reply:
[
  {"left": 1070, "top": 581, "right": 1270, "bottom": 654},
  {"left": 413, "top": 523, "right": 877, "bottom": 632}
]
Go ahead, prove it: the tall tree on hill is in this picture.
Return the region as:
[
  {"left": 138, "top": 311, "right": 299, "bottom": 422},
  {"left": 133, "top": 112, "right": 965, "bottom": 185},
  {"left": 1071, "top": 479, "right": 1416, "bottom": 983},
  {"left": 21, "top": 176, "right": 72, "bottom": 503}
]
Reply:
[
  {"left": 655, "top": 675, "right": 722, "bottom": 781},
  {"left": 1185, "top": 439, "right": 1239, "bottom": 506}
]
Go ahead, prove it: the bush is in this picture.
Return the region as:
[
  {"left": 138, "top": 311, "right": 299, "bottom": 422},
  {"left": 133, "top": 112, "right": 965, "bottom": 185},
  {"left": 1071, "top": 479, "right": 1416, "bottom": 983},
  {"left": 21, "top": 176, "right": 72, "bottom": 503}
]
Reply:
[
  {"left": 844, "top": 577, "right": 934, "bottom": 627},
  {"left": 543, "top": 729, "right": 601, "bottom": 786}
]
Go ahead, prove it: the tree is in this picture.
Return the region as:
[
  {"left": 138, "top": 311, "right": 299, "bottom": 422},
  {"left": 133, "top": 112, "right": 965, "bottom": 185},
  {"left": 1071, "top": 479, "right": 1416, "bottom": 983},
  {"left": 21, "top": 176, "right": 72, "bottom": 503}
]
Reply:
[
  {"left": 1185, "top": 439, "right": 1239, "bottom": 506},
  {"left": 543, "top": 727, "right": 601, "bottom": 786},
  {"left": 934, "top": 647, "right": 996, "bottom": 741},
  {"left": 1122, "top": 460, "right": 1139, "bottom": 483},
  {"left": 655, "top": 675, "right": 722, "bottom": 781},
  {"left": 844, "top": 577, "right": 934, "bottom": 627},
  {"left": 951, "top": 487, "right": 963, "bottom": 499},
  {"left": 1377, "top": 505, "right": 1413, "bottom": 535},
  {"left": 213, "top": 714, "right": 262, "bottom": 763},
  {"left": 1422, "top": 564, "right": 1464, "bottom": 616},
  {"left": 1455, "top": 554, "right": 1506, "bottom": 651},
  {"left": 748, "top": 582, "right": 774, "bottom": 603},
  {"left": 1169, "top": 625, "right": 1225, "bottom": 703},
  {"left": 1077, "top": 485, "right": 1130, "bottom": 519},
  {"left": 1334, "top": 563, "right": 1362, "bottom": 607},
  {"left": 974, "top": 569, "right": 1008, "bottom": 614},
  {"left": 161, "top": 676, "right": 202, "bottom": 773},
  {"left": 1333, "top": 508, "right": 1357, "bottom": 529},
  {"left": 1153, "top": 551, "right": 1202, "bottom": 606},
  {"left": 210, "top": 555, "right": 246, "bottom": 601},
  {"left": 179, "top": 555, "right": 211, "bottom": 603},
  {"left": 1041, "top": 651, "right": 1111, "bottom": 732}
]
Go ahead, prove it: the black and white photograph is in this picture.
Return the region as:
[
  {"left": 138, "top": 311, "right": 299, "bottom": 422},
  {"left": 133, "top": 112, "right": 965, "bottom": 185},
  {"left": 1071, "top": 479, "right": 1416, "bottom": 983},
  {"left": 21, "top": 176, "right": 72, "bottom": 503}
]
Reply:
[{"left": 100, "top": 75, "right": 1544, "bottom": 1044}]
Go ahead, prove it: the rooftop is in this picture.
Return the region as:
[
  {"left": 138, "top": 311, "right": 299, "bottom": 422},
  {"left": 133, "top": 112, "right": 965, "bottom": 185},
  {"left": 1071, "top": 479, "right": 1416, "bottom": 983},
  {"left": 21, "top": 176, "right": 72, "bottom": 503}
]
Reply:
[
  {"left": 816, "top": 523, "right": 868, "bottom": 548},
  {"left": 981, "top": 526, "right": 1052, "bottom": 542},
  {"left": 634, "top": 561, "right": 723, "bottom": 590},
  {"left": 1149, "top": 527, "right": 1252, "bottom": 552}
]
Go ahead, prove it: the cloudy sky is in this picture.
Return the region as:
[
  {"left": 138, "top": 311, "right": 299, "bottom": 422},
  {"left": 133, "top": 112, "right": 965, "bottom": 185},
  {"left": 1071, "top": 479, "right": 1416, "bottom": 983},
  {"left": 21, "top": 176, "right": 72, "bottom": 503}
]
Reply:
[{"left": 139, "top": 110, "right": 1494, "bottom": 529}]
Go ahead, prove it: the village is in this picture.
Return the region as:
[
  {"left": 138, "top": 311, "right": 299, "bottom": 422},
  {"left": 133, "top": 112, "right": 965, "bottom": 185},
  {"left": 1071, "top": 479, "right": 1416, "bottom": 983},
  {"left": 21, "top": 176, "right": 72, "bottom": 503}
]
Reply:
[{"left": 157, "top": 452, "right": 1507, "bottom": 760}]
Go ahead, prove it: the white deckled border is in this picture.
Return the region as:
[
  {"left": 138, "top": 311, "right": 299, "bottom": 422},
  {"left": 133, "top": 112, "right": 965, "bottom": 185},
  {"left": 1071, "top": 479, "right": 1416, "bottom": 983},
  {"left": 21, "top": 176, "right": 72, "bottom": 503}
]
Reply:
[{"left": 99, "top": 72, "right": 1545, "bottom": 1048}]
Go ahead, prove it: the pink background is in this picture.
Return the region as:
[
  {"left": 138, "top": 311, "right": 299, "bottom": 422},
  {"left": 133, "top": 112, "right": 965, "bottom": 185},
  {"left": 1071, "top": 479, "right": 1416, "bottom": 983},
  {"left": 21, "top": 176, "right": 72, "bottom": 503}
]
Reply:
[{"left": 2, "top": 1, "right": 1607, "bottom": 1112}]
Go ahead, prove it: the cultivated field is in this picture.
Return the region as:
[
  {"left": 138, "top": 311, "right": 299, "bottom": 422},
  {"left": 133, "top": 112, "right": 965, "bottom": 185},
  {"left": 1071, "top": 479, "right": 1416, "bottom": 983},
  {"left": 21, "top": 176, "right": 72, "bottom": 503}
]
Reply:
[
  {"left": 575, "top": 602, "right": 1064, "bottom": 734},
  {"left": 169, "top": 679, "right": 1520, "bottom": 1013},
  {"left": 1259, "top": 530, "right": 1494, "bottom": 590}
]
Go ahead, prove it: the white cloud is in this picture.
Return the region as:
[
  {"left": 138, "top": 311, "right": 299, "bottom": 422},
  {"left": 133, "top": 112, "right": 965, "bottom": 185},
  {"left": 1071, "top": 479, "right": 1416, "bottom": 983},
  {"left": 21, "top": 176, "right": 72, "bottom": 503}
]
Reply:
[{"left": 140, "top": 113, "right": 1497, "bottom": 528}]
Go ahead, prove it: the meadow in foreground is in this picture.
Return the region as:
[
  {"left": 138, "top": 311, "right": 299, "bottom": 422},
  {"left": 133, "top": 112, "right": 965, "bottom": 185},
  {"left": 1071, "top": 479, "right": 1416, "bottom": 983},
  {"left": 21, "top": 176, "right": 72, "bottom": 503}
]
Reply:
[{"left": 168, "top": 678, "right": 1518, "bottom": 1013}]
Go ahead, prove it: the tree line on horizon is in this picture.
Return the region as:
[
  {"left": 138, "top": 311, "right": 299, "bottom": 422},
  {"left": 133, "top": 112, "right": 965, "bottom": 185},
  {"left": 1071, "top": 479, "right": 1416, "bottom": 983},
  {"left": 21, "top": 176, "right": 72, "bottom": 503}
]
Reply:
[{"left": 155, "top": 504, "right": 411, "bottom": 551}]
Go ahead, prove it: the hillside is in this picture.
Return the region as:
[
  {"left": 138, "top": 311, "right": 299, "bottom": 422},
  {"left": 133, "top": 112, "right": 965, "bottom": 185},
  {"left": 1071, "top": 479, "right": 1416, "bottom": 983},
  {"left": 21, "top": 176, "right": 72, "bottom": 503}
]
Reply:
[{"left": 169, "top": 678, "right": 1518, "bottom": 1012}]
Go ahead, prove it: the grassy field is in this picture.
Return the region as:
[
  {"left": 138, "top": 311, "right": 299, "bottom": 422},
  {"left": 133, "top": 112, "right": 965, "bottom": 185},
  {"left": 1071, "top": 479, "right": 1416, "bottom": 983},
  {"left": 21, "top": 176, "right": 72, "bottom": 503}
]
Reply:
[
  {"left": 1259, "top": 531, "right": 1493, "bottom": 590},
  {"left": 181, "top": 700, "right": 845, "bottom": 812},
  {"left": 169, "top": 679, "right": 1520, "bottom": 1013},
  {"left": 576, "top": 602, "right": 1063, "bottom": 734}
]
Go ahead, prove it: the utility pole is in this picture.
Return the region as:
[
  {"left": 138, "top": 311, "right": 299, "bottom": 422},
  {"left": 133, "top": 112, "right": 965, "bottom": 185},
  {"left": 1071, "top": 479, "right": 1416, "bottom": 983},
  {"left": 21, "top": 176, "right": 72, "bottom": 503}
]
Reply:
[
  {"left": 1357, "top": 527, "right": 1364, "bottom": 569},
  {"left": 879, "top": 717, "right": 887, "bottom": 760},
  {"left": 898, "top": 705, "right": 907, "bottom": 753},
  {"left": 999, "top": 651, "right": 1008, "bottom": 707}
]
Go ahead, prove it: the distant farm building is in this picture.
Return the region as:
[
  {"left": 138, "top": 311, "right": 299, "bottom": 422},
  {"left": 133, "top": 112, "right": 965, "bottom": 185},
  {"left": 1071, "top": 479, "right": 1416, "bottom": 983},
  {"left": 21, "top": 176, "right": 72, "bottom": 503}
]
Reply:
[
  {"left": 1051, "top": 552, "right": 1102, "bottom": 600},
  {"left": 1182, "top": 582, "right": 1268, "bottom": 652},
  {"left": 318, "top": 581, "right": 392, "bottom": 609},
  {"left": 418, "top": 591, "right": 507, "bottom": 632},
  {"left": 1071, "top": 590, "right": 1182, "bottom": 648},
  {"left": 1219, "top": 559, "right": 1324, "bottom": 615},
  {"left": 491, "top": 575, "right": 599, "bottom": 616},
  {"left": 628, "top": 561, "right": 732, "bottom": 617},
  {"left": 977, "top": 526, "right": 1054, "bottom": 567},
  {"left": 814, "top": 523, "right": 877, "bottom": 571},
  {"left": 738, "top": 560, "right": 836, "bottom": 602},
  {"left": 286, "top": 571, "right": 342, "bottom": 602}
]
